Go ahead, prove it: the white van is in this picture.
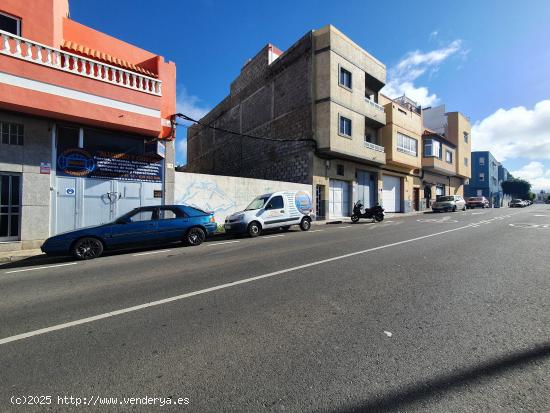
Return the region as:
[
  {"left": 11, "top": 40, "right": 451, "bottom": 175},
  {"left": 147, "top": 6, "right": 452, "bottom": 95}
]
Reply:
[{"left": 224, "top": 190, "right": 313, "bottom": 237}]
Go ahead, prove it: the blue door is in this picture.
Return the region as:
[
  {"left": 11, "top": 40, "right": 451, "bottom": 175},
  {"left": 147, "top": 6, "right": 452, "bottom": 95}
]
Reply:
[
  {"left": 156, "top": 206, "right": 190, "bottom": 242},
  {"left": 108, "top": 207, "right": 159, "bottom": 247}
]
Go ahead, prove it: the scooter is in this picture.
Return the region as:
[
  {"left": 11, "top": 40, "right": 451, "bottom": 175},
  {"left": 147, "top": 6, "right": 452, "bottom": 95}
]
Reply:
[{"left": 350, "top": 201, "right": 385, "bottom": 223}]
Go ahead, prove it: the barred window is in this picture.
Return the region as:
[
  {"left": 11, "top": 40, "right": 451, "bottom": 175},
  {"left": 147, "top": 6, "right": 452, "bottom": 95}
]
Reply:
[{"left": 0, "top": 122, "right": 24, "bottom": 146}]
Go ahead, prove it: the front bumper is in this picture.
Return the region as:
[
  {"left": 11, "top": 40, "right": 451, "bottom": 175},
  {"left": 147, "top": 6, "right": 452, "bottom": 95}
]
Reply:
[
  {"left": 40, "top": 239, "right": 71, "bottom": 255},
  {"left": 223, "top": 222, "right": 248, "bottom": 234}
]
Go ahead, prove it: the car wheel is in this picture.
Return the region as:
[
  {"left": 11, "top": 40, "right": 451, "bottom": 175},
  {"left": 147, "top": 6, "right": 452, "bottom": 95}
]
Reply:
[
  {"left": 186, "top": 227, "right": 206, "bottom": 246},
  {"left": 72, "top": 237, "right": 104, "bottom": 260},
  {"left": 300, "top": 217, "right": 311, "bottom": 231},
  {"left": 462, "top": 205, "right": 467, "bottom": 211},
  {"left": 452, "top": 205, "right": 457, "bottom": 212},
  {"left": 248, "top": 221, "right": 261, "bottom": 237}
]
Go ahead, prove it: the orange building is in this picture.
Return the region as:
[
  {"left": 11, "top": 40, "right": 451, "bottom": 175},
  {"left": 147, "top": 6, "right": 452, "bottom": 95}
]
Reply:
[{"left": 0, "top": 0, "right": 176, "bottom": 251}]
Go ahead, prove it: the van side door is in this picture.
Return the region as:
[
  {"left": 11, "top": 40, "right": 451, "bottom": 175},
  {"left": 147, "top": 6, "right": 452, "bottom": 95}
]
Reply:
[{"left": 261, "top": 195, "right": 288, "bottom": 228}]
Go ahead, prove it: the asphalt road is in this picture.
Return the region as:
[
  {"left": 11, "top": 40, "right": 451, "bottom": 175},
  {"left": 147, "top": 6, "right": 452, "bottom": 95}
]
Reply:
[{"left": 1, "top": 205, "right": 549, "bottom": 412}]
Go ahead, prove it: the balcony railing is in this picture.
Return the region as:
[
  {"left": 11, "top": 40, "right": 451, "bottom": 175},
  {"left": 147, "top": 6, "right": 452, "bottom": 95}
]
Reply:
[
  {"left": 364, "top": 97, "right": 385, "bottom": 112},
  {"left": 364, "top": 141, "right": 385, "bottom": 152},
  {"left": 0, "top": 30, "right": 162, "bottom": 96}
]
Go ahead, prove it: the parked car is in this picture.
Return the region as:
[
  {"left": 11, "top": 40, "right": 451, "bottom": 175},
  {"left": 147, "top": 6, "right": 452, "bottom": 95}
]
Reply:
[
  {"left": 432, "top": 195, "right": 467, "bottom": 212},
  {"left": 509, "top": 199, "right": 526, "bottom": 208},
  {"left": 466, "top": 196, "right": 490, "bottom": 209},
  {"left": 224, "top": 190, "right": 313, "bottom": 237},
  {"left": 41, "top": 205, "right": 217, "bottom": 260}
]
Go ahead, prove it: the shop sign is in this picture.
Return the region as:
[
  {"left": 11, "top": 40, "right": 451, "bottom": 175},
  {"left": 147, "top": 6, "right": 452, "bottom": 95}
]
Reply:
[
  {"left": 56, "top": 148, "right": 163, "bottom": 183},
  {"left": 40, "top": 162, "right": 51, "bottom": 174}
]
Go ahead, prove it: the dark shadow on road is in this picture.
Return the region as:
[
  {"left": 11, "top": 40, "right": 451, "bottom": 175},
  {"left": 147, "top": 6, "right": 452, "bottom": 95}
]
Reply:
[{"left": 334, "top": 343, "right": 550, "bottom": 413}]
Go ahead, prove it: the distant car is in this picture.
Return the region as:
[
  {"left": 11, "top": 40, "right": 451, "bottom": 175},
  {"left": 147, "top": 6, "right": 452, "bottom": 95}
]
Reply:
[
  {"left": 432, "top": 195, "right": 467, "bottom": 212},
  {"left": 509, "top": 199, "right": 525, "bottom": 208},
  {"left": 466, "top": 196, "right": 490, "bottom": 209},
  {"left": 41, "top": 205, "right": 217, "bottom": 260}
]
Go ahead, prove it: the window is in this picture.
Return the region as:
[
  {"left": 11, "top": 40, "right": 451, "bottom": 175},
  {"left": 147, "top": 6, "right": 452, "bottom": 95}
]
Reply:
[
  {"left": 464, "top": 157, "right": 469, "bottom": 166},
  {"left": 479, "top": 157, "right": 485, "bottom": 166},
  {"left": 424, "top": 139, "right": 441, "bottom": 158},
  {"left": 0, "top": 174, "right": 21, "bottom": 240},
  {"left": 477, "top": 189, "right": 483, "bottom": 197},
  {"left": 128, "top": 209, "right": 154, "bottom": 222},
  {"left": 463, "top": 132, "right": 469, "bottom": 143},
  {"left": 339, "top": 116, "right": 352, "bottom": 137},
  {"left": 397, "top": 108, "right": 407, "bottom": 115},
  {"left": 397, "top": 133, "right": 417, "bottom": 156},
  {"left": 445, "top": 150, "right": 453, "bottom": 163},
  {"left": 337, "top": 164, "right": 345, "bottom": 176},
  {"left": 268, "top": 196, "right": 284, "bottom": 210},
  {"left": 479, "top": 172, "right": 485, "bottom": 181},
  {"left": 159, "top": 207, "right": 184, "bottom": 220},
  {"left": 0, "top": 12, "right": 20, "bottom": 36},
  {"left": 0, "top": 122, "right": 23, "bottom": 146},
  {"left": 339, "top": 67, "right": 352, "bottom": 89}
]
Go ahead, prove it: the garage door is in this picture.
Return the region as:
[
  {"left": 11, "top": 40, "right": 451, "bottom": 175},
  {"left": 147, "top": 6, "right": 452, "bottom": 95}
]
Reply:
[
  {"left": 382, "top": 175, "right": 401, "bottom": 212},
  {"left": 329, "top": 179, "right": 350, "bottom": 218},
  {"left": 357, "top": 171, "right": 376, "bottom": 208}
]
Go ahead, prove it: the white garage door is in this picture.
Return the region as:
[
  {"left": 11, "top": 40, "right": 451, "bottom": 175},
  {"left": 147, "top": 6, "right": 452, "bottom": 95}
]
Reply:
[
  {"left": 383, "top": 175, "right": 401, "bottom": 213},
  {"left": 329, "top": 179, "right": 350, "bottom": 218}
]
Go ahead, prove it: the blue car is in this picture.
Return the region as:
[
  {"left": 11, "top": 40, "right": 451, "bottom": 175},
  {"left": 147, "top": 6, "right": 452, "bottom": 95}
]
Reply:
[{"left": 41, "top": 205, "right": 217, "bottom": 260}]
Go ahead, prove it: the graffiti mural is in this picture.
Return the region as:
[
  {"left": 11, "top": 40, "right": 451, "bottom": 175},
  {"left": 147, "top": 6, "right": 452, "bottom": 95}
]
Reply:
[{"left": 175, "top": 172, "right": 312, "bottom": 225}]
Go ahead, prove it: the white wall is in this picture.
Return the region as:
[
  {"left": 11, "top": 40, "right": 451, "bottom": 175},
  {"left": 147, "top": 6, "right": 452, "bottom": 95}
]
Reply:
[{"left": 174, "top": 172, "right": 312, "bottom": 224}]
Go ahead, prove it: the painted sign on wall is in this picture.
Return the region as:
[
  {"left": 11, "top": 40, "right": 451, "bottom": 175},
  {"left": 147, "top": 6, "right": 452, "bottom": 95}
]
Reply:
[{"left": 56, "top": 148, "right": 163, "bottom": 183}]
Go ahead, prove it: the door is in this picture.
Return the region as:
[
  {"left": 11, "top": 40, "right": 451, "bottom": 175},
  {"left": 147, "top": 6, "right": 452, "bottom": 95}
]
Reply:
[
  {"left": 382, "top": 176, "right": 401, "bottom": 213},
  {"left": 108, "top": 207, "right": 159, "bottom": 247},
  {"left": 0, "top": 174, "right": 21, "bottom": 241},
  {"left": 356, "top": 171, "right": 375, "bottom": 208},
  {"left": 156, "top": 206, "right": 189, "bottom": 241},
  {"left": 261, "top": 195, "right": 288, "bottom": 228},
  {"left": 436, "top": 185, "right": 444, "bottom": 201},
  {"left": 82, "top": 179, "right": 113, "bottom": 228},
  {"left": 56, "top": 177, "right": 78, "bottom": 234},
  {"left": 329, "top": 180, "right": 350, "bottom": 218},
  {"left": 413, "top": 188, "right": 420, "bottom": 211}
]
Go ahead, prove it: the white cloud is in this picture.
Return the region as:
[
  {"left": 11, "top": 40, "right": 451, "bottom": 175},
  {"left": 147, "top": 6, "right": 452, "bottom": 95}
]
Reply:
[
  {"left": 472, "top": 100, "right": 550, "bottom": 161},
  {"left": 175, "top": 86, "right": 211, "bottom": 165},
  {"left": 381, "top": 40, "right": 463, "bottom": 107},
  {"left": 510, "top": 161, "right": 550, "bottom": 191}
]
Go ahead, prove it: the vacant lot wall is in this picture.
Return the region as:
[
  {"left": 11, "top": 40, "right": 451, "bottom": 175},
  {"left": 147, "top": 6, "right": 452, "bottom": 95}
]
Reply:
[{"left": 174, "top": 172, "right": 312, "bottom": 224}]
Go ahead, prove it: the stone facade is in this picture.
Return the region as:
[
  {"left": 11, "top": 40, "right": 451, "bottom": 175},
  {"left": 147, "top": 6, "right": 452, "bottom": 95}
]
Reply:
[{"left": 187, "top": 34, "right": 315, "bottom": 184}]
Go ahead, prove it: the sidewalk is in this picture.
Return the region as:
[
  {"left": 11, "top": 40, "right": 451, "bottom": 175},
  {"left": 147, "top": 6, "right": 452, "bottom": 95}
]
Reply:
[
  {"left": 0, "top": 248, "right": 44, "bottom": 264},
  {"left": 314, "top": 210, "right": 425, "bottom": 225}
]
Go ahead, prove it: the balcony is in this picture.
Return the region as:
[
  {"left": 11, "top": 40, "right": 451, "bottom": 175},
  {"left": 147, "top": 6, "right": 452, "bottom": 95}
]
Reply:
[
  {"left": 1, "top": 30, "right": 162, "bottom": 96},
  {"left": 364, "top": 97, "right": 386, "bottom": 128},
  {"left": 364, "top": 140, "right": 385, "bottom": 153}
]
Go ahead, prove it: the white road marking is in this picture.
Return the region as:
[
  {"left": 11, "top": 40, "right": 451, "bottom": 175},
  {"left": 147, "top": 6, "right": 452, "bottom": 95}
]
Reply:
[
  {"left": 384, "top": 220, "right": 394, "bottom": 223},
  {"left": 262, "top": 234, "right": 286, "bottom": 239},
  {"left": 0, "top": 218, "right": 519, "bottom": 346},
  {"left": 132, "top": 249, "right": 171, "bottom": 257},
  {"left": 534, "top": 214, "right": 550, "bottom": 217},
  {"left": 4, "top": 262, "right": 78, "bottom": 274},
  {"left": 338, "top": 226, "right": 353, "bottom": 229},
  {"left": 207, "top": 240, "right": 241, "bottom": 246},
  {"left": 471, "top": 212, "right": 485, "bottom": 215},
  {"left": 308, "top": 229, "right": 324, "bottom": 233}
]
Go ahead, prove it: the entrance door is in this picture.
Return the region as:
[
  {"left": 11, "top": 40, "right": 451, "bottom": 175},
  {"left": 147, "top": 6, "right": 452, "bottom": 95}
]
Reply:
[
  {"left": 382, "top": 176, "right": 401, "bottom": 213},
  {"left": 413, "top": 188, "right": 420, "bottom": 211},
  {"left": 329, "top": 179, "right": 350, "bottom": 218},
  {"left": 83, "top": 179, "right": 113, "bottom": 228},
  {"left": 56, "top": 177, "right": 78, "bottom": 234},
  {"left": 357, "top": 171, "right": 375, "bottom": 208},
  {"left": 0, "top": 174, "right": 21, "bottom": 241},
  {"left": 436, "top": 185, "right": 444, "bottom": 200}
]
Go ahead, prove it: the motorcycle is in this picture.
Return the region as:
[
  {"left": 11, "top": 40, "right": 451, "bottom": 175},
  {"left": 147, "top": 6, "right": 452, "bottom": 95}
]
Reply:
[{"left": 350, "top": 201, "right": 384, "bottom": 223}]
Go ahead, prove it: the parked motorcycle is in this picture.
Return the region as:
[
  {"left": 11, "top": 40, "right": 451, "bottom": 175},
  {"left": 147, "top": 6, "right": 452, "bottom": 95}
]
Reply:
[{"left": 350, "top": 201, "right": 385, "bottom": 223}]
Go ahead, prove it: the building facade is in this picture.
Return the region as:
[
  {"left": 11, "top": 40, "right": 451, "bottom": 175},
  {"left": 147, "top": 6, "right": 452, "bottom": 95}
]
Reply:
[
  {"left": 0, "top": 0, "right": 176, "bottom": 251},
  {"left": 421, "top": 105, "right": 472, "bottom": 206},
  {"left": 464, "top": 151, "right": 503, "bottom": 206}
]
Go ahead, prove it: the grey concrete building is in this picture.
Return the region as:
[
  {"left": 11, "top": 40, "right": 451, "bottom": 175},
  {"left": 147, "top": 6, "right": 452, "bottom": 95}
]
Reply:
[{"left": 186, "top": 25, "right": 390, "bottom": 220}]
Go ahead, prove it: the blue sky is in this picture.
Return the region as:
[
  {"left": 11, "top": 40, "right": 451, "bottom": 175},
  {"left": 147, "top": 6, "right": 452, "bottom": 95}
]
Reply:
[{"left": 71, "top": 0, "right": 550, "bottom": 190}]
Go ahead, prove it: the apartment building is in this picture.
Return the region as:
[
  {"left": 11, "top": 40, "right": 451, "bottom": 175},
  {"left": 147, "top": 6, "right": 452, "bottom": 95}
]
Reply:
[
  {"left": 0, "top": 0, "right": 176, "bottom": 251},
  {"left": 465, "top": 151, "right": 504, "bottom": 206},
  {"left": 422, "top": 105, "right": 472, "bottom": 206},
  {"left": 379, "top": 95, "right": 423, "bottom": 212},
  {"left": 186, "top": 25, "right": 389, "bottom": 220}
]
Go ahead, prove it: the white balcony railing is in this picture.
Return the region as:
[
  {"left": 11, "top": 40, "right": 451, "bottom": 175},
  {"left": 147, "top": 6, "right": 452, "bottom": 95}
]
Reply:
[
  {"left": 0, "top": 30, "right": 162, "bottom": 96},
  {"left": 364, "top": 141, "right": 385, "bottom": 153},
  {"left": 364, "top": 97, "right": 385, "bottom": 112}
]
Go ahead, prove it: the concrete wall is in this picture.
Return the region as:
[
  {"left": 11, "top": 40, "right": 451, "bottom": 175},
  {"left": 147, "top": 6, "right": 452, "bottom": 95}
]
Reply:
[
  {"left": 0, "top": 111, "right": 52, "bottom": 252},
  {"left": 174, "top": 171, "right": 312, "bottom": 225}
]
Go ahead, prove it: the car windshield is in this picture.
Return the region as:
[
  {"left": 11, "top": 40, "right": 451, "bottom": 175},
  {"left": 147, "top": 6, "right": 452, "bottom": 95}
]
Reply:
[
  {"left": 438, "top": 196, "right": 455, "bottom": 202},
  {"left": 469, "top": 197, "right": 483, "bottom": 201},
  {"left": 245, "top": 195, "right": 271, "bottom": 211}
]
